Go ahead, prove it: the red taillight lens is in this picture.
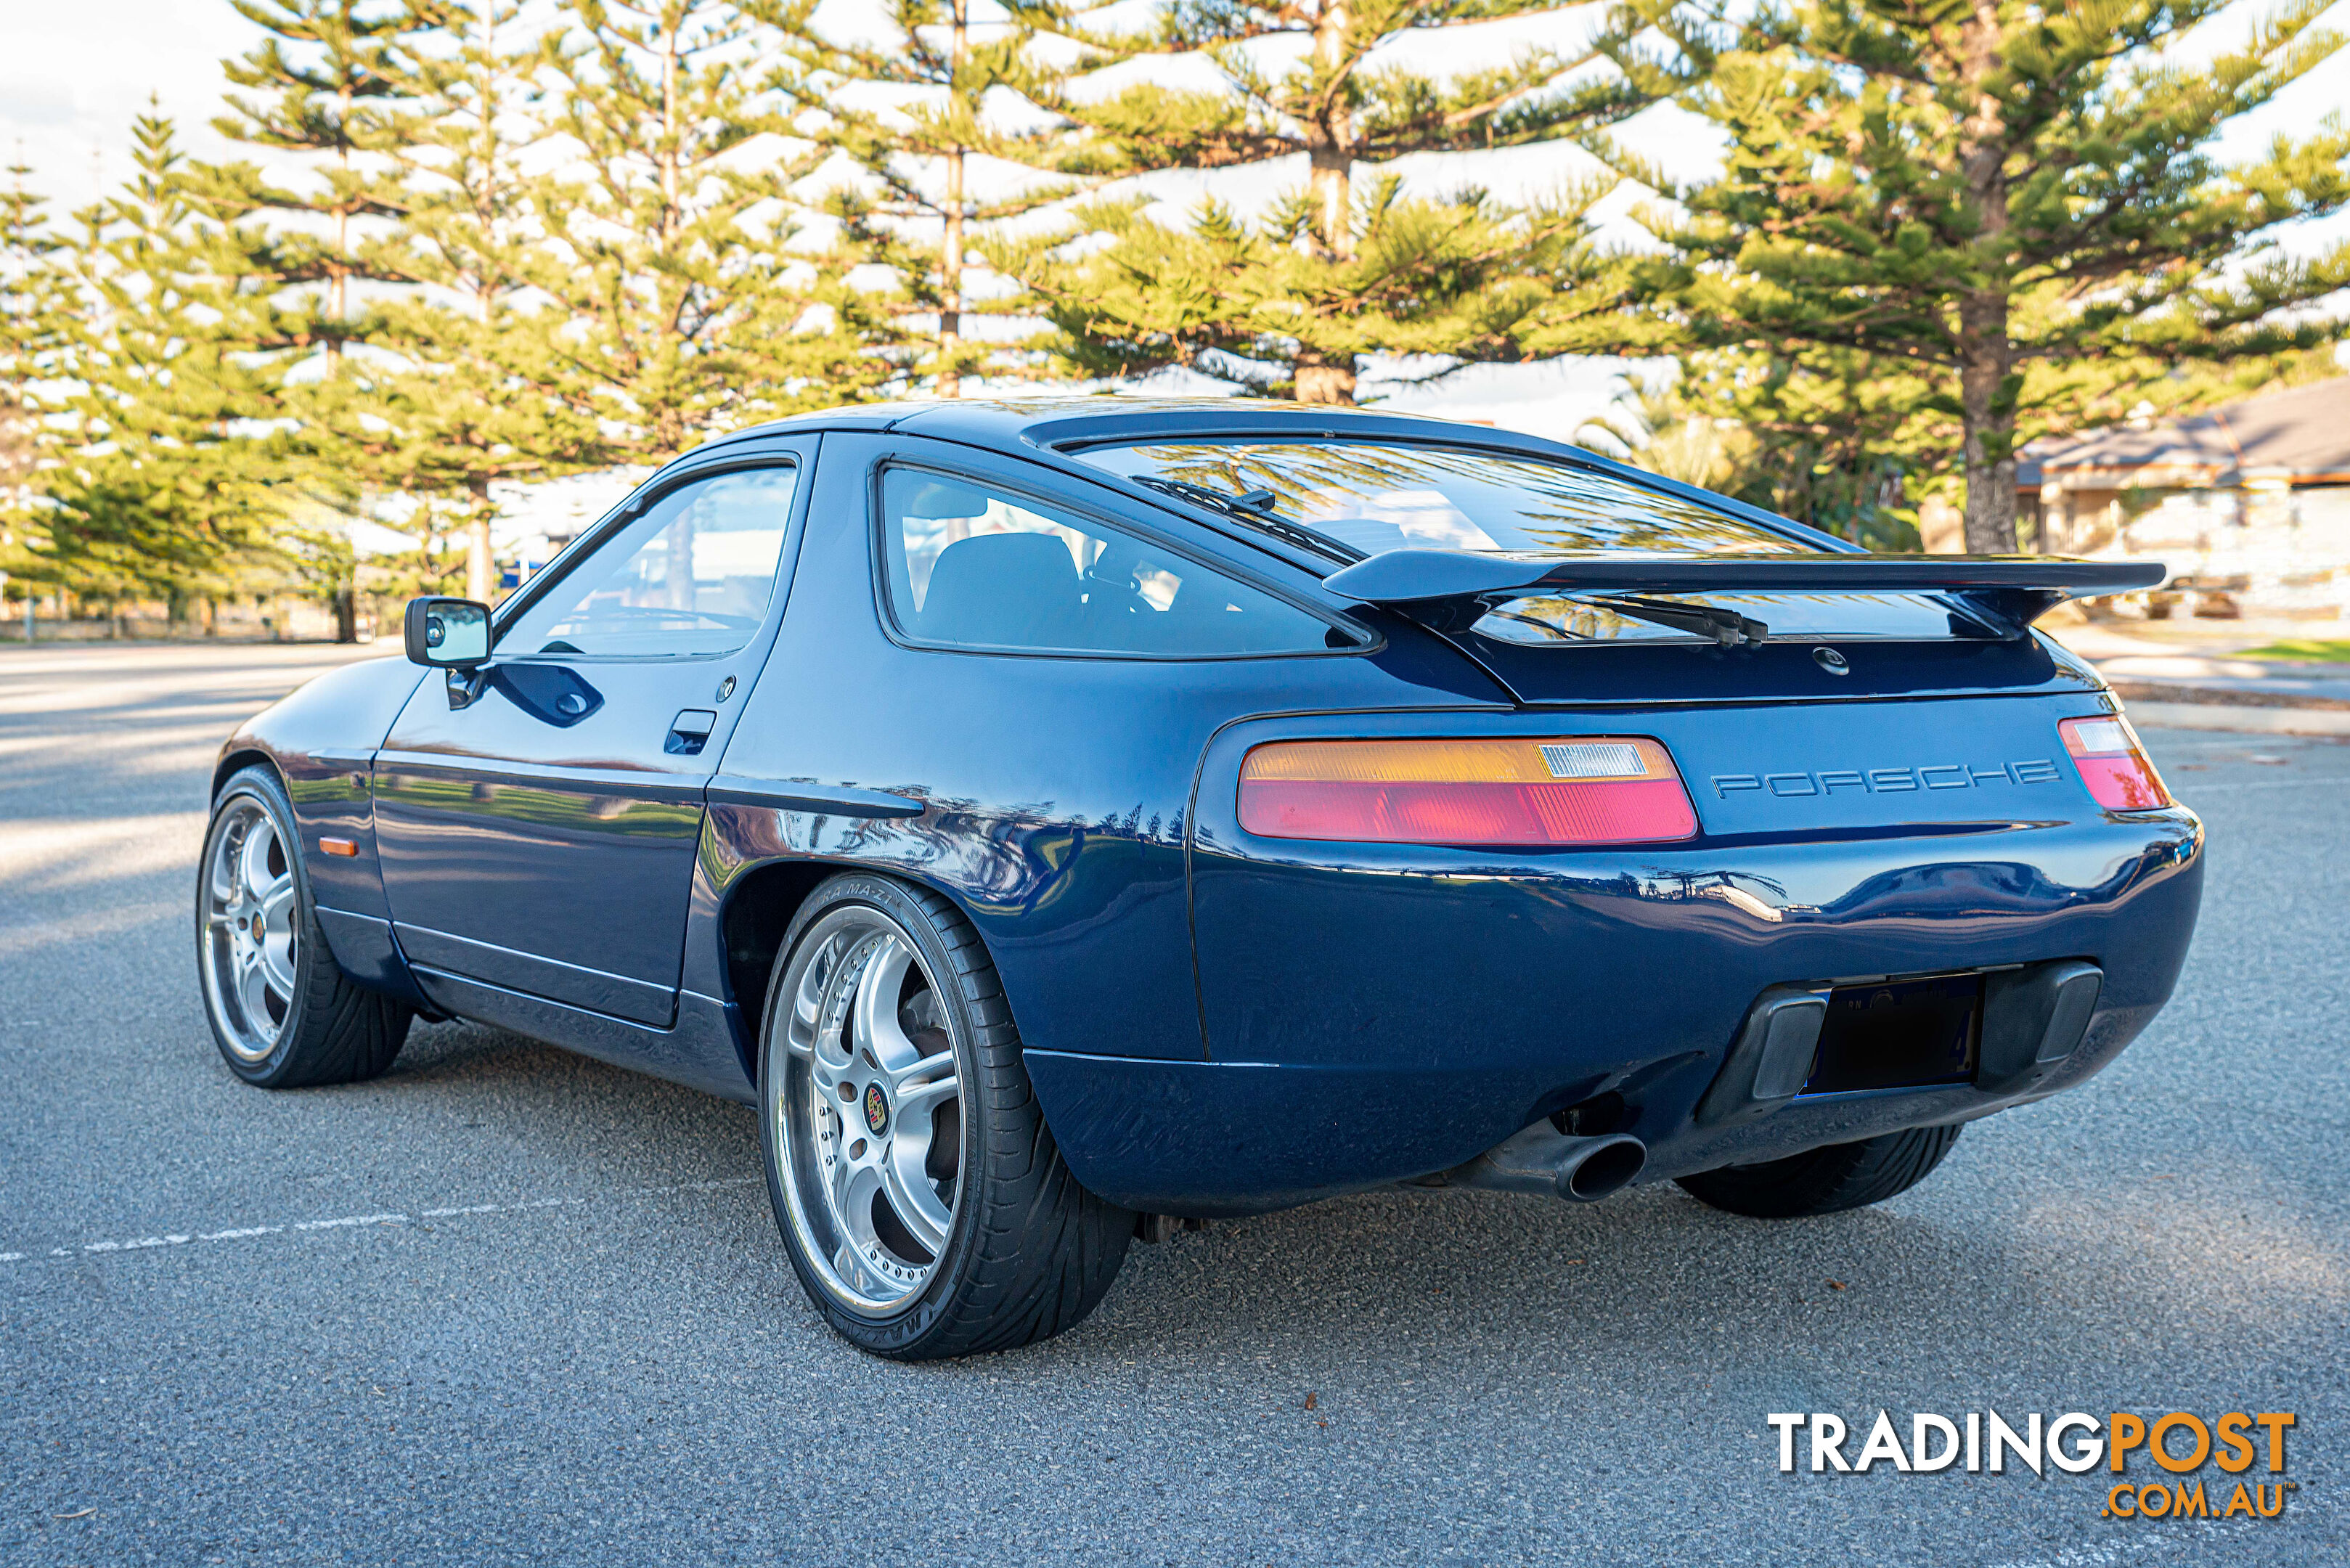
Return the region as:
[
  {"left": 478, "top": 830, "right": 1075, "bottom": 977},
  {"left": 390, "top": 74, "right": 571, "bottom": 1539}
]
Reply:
[
  {"left": 2060, "top": 715, "right": 2170, "bottom": 809},
  {"left": 1238, "top": 738, "right": 1699, "bottom": 846}
]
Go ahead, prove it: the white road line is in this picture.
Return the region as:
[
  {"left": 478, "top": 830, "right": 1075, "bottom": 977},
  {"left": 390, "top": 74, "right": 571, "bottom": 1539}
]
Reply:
[{"left": 0, "top": 1177, "right": 759, "bottom": 1267}]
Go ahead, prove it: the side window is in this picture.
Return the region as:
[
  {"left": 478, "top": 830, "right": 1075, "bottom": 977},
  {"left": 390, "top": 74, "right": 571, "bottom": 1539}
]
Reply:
[
  {"left": 501, "top": 466, "right": 799, "bottom": 658},
  {"left": 878, "top": 469, "right": 1337, "bottom": 656}
]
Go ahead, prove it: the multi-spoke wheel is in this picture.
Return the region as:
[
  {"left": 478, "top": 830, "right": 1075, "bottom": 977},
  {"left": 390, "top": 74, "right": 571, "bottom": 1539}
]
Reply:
[
  {"left": 201, "top": 793, "right": 301, "bottom": 1061},
  {"left": 774, "top": 911, "right": 963, "bottom": 1308},
  {"left": 759, "top": 873, "right": 1133, "bottom": 1359},
  {"left": 196, "top": 767, "right": 411, "bottom": 1087}
]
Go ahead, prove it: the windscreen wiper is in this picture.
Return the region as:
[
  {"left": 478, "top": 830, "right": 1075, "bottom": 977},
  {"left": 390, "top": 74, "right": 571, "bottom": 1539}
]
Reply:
[{"left": 1130, "top": 475, "right": 1366, "bottom": 565}]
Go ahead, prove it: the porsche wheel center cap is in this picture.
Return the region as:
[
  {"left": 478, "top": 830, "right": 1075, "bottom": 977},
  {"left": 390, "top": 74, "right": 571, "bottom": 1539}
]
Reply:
[{"left": 862, "top": 1082, "right": 889, "bottom": 1136}]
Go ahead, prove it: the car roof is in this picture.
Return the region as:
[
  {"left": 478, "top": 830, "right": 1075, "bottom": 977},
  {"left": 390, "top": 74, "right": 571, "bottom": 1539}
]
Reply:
[{"left": 695, "top": 396, "right": 1557, "bottom": 457}]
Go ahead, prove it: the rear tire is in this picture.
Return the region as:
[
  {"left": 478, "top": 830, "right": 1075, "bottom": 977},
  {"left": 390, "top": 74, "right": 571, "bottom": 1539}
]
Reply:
[
  {"left": 758, "top": 872, "right": 1132, "bottom": 1360},
  {"left": 196, "top": 765, "right": 412, "bottom": 1088},
  {"left": 1676, "top": 1124, "right": 1962, "bottom": 1219}
]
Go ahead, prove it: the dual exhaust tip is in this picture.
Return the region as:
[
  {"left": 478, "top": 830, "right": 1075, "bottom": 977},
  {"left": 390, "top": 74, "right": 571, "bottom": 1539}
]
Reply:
[{"left": 1451, "top": 1123, "right": 1648, "bottom": 1204}]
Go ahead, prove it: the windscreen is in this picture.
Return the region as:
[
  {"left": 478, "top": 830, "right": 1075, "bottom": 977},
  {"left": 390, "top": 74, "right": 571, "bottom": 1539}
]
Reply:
[{"left": 1075, "top": 440, "right": 1974, "bottom": 642}]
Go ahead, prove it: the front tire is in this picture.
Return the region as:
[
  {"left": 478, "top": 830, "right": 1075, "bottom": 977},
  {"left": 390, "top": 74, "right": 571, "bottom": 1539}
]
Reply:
[
  {"left": 759, "top": 873, "right": 1131, "bottom": 1360},
  {"left": 1676, "top": 1124, "right": 1963, "bottom": 1219},
  {"left": 196, "top": 766, "right": 411, "bottom": 1088}
]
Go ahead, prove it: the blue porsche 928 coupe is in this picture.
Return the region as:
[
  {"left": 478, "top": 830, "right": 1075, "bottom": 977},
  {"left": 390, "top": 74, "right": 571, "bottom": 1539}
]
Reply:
[{"left": 200, "top": 399, "right": 2200, "bottom": 1359}]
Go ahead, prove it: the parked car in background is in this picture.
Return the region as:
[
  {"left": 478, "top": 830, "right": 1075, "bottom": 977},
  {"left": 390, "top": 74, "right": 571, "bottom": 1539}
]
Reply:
[{"left": 199, "top": 400, "right": 2200, "bottom": 1359}]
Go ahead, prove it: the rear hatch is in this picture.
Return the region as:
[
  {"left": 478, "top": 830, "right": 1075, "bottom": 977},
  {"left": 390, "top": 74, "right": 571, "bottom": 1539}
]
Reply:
[
  {"left": 1440, "top": 620, "right": 2093, "bottom": 709},
  {"left": 1323, "top": 557, "right": 2166, "bottom": 835},
  {"left": 1065, "top": 430, "right": 2153, "bottom": 710},
  {"left": 1066, "top": 432, "right": 2158, "bottom": 805},
  {"left": 1326, "top": 550, "right": 2156, "bottom": 709}
]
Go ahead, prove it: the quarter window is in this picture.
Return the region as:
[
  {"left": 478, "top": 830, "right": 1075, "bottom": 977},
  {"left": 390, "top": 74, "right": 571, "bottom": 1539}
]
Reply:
[
  {"left": 878, "top": 470, "right": 1337, "bottom": 656},
  {"left": 501, "top": 467, "right": 799, "bottom": 658}
]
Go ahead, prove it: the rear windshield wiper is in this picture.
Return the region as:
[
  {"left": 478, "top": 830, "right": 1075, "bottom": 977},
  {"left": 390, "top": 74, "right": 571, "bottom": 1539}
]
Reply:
[
  {"left": 1480, "top": 595, "right": 1768, "bottom": 648},
  {"left": 1602, "top": 595, "right": 1769, "bottom": 649},
  {"left": 1130, "top": 475, "right": 1366, "bottom": 565}
]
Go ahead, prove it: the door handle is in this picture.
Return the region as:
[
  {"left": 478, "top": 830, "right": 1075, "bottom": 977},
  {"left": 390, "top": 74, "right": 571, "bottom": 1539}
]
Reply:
[{"left": 666, "top": 709, "right": 717, "bottom": 756}]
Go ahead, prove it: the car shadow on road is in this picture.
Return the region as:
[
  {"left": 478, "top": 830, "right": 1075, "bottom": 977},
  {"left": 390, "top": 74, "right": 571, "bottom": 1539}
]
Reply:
[{"left": 351, "top": 1021, "right": 2345, "bottom": 1407}]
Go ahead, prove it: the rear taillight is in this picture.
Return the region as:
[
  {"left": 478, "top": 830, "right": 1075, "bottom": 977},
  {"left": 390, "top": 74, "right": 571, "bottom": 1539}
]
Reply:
[
  {"left": 1238, "top": 737, "right": 1698, "bottom": 846},
  {"left": 2060, "top": 715, "right": 2170, "bottom": 809}
]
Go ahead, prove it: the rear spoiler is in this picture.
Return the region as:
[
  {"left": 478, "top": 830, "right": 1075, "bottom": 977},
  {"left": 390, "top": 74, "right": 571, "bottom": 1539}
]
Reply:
[{"left": 1316, "top": 551, "right": 2167, "bottom": 640}]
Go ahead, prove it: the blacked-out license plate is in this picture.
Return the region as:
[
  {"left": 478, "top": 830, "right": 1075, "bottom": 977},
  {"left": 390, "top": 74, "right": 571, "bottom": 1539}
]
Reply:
[{"left": 1804, "top": 973, "right": 1981, "bottom": 1095}]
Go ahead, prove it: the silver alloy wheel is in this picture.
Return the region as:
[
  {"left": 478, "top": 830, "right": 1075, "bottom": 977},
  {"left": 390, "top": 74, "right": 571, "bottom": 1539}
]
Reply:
[
  {"left": 200, "top": 797, "right": 300, "bottom": 1063},
  {"left": 773, "top": 907, "right": 963, "bottom": 1315}
]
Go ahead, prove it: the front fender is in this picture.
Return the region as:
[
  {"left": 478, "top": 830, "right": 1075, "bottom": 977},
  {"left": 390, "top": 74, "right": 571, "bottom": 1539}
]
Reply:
[{"left": 215, "top": 652, "right": 428, "bottom": 999}]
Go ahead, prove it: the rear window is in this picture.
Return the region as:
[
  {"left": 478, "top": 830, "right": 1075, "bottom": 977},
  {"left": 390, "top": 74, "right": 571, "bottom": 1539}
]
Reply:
[
  {"left": 1076, "top": 440, "right": 1975, "bottom": 642},
  {"left": 1074, "top": 440, "right": 1794, "bottom": 557}
]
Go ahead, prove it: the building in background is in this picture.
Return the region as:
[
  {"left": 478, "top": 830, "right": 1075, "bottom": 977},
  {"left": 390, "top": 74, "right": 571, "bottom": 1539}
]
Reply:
[{"left": 2022, "top": 377, "right": 2350, "bottom": 620}]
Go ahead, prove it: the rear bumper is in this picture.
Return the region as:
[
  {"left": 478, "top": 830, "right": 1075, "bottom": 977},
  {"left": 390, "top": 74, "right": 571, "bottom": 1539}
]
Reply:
[{"left": 1028, "top": 807, "right": 2203, "bottom": 1215}]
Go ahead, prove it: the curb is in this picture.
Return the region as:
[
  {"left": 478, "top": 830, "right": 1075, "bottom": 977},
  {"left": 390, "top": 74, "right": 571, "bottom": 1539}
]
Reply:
[
  {"left": 2123, "top": 701, "right": 2350, "bottom": 738},
  {"left": 2105, "top": 679, "right": 2350, "bottom": 713},
  {"left": 2104, "top": 675, "right": 2350, "bottom": 736}
]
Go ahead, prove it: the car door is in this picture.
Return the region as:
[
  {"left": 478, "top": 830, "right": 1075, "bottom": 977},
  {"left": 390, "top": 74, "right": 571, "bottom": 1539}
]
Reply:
[{"left": 374, "top": 440, "right": 815, "bottom": 1027}]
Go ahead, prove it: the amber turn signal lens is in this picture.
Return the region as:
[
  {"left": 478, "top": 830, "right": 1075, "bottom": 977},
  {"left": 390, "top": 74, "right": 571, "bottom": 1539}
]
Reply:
[
  {"left": 1239, "top": 737, "right": 1699, "bottom": 846},
  {"left": 2059, "top": 715, "right": 2170, "bottom": 809}
]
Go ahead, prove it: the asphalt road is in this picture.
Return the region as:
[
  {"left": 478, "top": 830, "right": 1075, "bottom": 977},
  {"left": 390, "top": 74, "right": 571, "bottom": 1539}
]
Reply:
[{"left": 2, "top": 642, "right": 2343, "bottom": 1567}]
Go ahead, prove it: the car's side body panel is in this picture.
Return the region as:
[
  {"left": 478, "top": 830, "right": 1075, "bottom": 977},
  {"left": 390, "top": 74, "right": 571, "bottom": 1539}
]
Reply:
[
  {"left": 371, "top": 434, "right": 820, "bottom": 1031},
  {"left": 403, "top": 964, "right": 749, "bottom": 1101},
  {"left": 703, "top": 431, "right": 1516, "bottom": 1076}
]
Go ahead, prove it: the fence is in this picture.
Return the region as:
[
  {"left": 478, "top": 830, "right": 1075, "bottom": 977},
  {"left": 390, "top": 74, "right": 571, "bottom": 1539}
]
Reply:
[{"left": 0, "top": 597, "right": 385, "bottom": 644}]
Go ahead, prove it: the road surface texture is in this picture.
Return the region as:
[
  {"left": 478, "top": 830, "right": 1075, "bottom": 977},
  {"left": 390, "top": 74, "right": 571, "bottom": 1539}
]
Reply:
[{"left": 2, "top": 642, "right": 2342, "bottom": 1566}]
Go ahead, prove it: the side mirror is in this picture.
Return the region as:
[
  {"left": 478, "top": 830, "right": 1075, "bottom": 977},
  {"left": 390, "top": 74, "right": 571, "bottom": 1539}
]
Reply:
[{"left": 404, "top": 597, "right": 492, "bottom": 668}]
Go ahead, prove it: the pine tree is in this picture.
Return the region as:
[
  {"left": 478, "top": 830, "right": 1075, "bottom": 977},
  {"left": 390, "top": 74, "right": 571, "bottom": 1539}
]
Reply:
[
  {"left": 1586, "top": 348, "right": 1938, "bottom": 549},
  {"left": 1630, "top": 0, "right": 2350, "bottom": 551},
  {"left": 1, "top": 158, "right": 67, "bottom": 619},
  {"left": 995, "top": 0, "right": 1672, "bottom": 403},
  {"left": 351, "top": 0, "right": 607, "bottom": 601},
  {"left": 198, "top": 1, "right": 431, "bottom": 370},
  {"left": 1005, "top": 176, "right": 1664, "bottom": 400},
  {"left": 754, "top": 0, "right": 1125, "bottom": 396},
  {"left": 174, "top": 2, "right": 445, "bottom": 635},
  {"left": 1590, "top": 338, "right": 2343, "bottom": 554},
  {"left": 47, "top": 116, "right": 299, "bottom": 613},
  {"left": 522, "top": 0, "right": 903, "bottom": 462}
]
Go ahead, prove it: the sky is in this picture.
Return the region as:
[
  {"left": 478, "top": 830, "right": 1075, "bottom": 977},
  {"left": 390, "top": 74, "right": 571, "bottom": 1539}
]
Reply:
[{"left": 2, "top": 0, "right": 2344, "bottom": 452}]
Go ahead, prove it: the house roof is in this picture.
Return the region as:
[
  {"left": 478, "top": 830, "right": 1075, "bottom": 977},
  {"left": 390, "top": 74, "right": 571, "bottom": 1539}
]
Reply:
[{"left": 2032, "top": 376, "right": 2350, "bottom": 486}]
